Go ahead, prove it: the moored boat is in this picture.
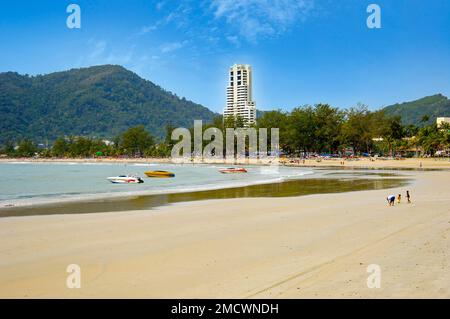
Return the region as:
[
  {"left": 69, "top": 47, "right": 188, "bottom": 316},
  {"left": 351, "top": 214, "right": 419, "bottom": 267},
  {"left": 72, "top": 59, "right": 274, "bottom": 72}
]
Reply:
[
  {"left": 107, "top": 175, "right": 144, "bottom": 184},
  {"left": 218, "top": 167, "right": 248, "bottom": 174},
  {"left": 144, "top": 170, "right": 175, "bottom": 178}
]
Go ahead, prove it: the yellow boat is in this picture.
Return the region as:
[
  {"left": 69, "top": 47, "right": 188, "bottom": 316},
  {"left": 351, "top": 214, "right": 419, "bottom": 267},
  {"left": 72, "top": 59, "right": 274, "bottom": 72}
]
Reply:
[{"left": 144, "top": 170, "right": 175, "bottom": 178}]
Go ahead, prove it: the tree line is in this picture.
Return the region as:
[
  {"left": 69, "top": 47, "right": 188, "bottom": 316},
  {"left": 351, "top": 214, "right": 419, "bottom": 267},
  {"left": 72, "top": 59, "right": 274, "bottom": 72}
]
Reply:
[
  {"left": 253, "top": 104, "right": 449, "bottom": 157},
  {"left": 197, "top": 104, "right": 449, "bottom": 157},
  {"left": 1, "top": 104, "right": 449, "bottom": 158},
  {"left": 0, "top": 125, "right": 170, "bottom": 158}
]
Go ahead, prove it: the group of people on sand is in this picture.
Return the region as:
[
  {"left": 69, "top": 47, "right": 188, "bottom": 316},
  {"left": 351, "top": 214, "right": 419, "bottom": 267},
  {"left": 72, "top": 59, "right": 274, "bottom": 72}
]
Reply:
[{"left": 387, "top": 191, "right": 411, "bottom": 206}]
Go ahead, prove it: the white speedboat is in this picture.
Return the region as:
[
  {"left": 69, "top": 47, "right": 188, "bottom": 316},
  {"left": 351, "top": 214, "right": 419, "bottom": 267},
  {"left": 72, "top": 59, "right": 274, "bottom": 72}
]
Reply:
[{"left": 107, "top": 175, "right": 144, "bottom": 184}]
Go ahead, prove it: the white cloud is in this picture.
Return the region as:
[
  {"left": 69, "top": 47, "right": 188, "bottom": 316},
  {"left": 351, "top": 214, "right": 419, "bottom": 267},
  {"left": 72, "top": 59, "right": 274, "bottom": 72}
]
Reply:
[
  {"left": 156, "top": 1, "right": 166, "bottom": 10},
  {"left": 89, "top": 41, "right": 107, "bottom": 59},
  {"left": 211, "top": 0, "right": 314, "bottom": 42},
  {"left": 160, "top": 40, "right": 188, "bottom": 53},
  {"left": 136, "top": 3, "right": 187, "bottom": 37},
  {"left": 129, "top": 0, "right": 315, "bottom": 68},
  {"left": 138, "top": 25, "right": 158, "bottom": 36},
  {"left": 105, "top": 52, "right": 133, "bottom": 64},
  {"left": 226, "top": 35, "right": 240, "bottom": 46},
  {"left": 85, "top": 40, "right": 139, "bottom": 67}
]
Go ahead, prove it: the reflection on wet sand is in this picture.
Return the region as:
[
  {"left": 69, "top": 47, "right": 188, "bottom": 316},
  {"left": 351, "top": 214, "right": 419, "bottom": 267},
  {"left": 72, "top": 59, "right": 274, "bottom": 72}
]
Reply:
[{"left": 0, "top": 177, "right": 410, "bottom": 218}]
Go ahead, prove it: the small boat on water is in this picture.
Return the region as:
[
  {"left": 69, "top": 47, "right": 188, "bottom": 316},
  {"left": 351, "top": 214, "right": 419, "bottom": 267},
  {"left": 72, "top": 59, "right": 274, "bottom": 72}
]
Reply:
[
  {"left": 144, "top": 170, "right": 175, "bottom": 178},
  {"left": 107, "top": 175, "right": 144, "bottom": 184},
  {"left": 219, "top": 167, "right": 248, "bottom": 174}
]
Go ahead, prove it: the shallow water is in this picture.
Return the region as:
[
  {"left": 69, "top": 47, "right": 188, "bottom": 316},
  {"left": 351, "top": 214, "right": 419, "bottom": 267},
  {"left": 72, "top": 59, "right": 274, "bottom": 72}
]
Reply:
[
  {"left": 0, "top": 174, "right": 410, "bottom": 217},
  {"left": 0, "top": 162, "right": 315, "bottom": 207}
]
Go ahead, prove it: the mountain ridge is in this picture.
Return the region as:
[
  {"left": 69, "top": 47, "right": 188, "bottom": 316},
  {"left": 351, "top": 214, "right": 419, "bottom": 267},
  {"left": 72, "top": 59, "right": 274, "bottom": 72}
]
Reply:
[
  {"left": 382, "top": 93, "right": 450, "bottom": 126},
  {"left": 0, "top": 65, "right": 218, "bottom": 144}
]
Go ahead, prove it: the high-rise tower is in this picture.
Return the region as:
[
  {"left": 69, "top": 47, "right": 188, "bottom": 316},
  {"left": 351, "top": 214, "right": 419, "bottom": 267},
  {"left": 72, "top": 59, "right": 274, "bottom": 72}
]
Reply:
[{"left": 223, "top": 64, "right": 256, "bottom": 125}]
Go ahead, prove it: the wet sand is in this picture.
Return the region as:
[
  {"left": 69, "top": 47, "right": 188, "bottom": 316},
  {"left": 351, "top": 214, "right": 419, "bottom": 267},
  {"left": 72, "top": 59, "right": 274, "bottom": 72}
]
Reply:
[
  {"left": 0, "top": 170, "right": 449, "bottom": 298},
  {"left": 0, "top": 176, "right": 409, "bottom": 217}
]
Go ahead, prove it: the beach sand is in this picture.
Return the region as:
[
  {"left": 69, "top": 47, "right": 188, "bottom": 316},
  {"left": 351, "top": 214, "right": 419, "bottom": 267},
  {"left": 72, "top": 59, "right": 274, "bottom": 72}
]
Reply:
[
  {"left": 2, "top": 156, "right": 450, "bottom": 169},
  {"left": 0, "top": 170, "right": 449, "bottom": 298}
]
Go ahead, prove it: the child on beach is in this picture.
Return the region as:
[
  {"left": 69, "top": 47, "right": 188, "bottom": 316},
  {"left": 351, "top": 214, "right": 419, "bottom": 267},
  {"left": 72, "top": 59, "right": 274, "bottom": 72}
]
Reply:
[
  {"left": 387, "top": 194, "right": 395, "bottom": 206},
  {"left": 397, "top": 194, "right": 401, "bottom": 204},
  {"left": 406, "top": 190, "right": 411, "bottom": 203}
]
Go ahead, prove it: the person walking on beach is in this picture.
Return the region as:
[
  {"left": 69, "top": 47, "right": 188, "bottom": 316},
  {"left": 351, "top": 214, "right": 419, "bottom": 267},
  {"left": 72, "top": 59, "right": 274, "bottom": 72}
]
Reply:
[
  {"left": 387, "top": 194, "right": 395, "bottom": 206},
  {"left": 406, "top": 190, "right": 411, "bottom": 203},
  {"left": 397, "top": 194, "right": 401, "bottom": 204}
]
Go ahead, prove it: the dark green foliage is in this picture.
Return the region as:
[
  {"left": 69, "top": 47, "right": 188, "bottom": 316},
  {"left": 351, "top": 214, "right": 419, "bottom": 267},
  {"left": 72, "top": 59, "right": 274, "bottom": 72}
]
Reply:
[
  {"left": 52, "top": 137, "right": 70, "bottom": 157},
  {"left": 223, "top": 114, "right": 246, "bottom": 129},
  {"left": 0, "top": 65, "right": 217, "bottom": 145},
  {"left": 256, "top": 105, "right": 345, "bottom": 155},
  {"left": 43, "top": 126, "right": 166, "bottom": 158},
  {"left": 1, "top": 140, "right": 15, "bottom": 156},
  {"left": 255, "top": 105, "right": 438, "bottom": 156},
  {"left": 383, "top": 94, "right": 450, "bottom": 126},
  {"left": 50, "top": 137, "right": 114, "bottom": 158},
  {"left": 416, "top": 124, "right": 449, "bottom": 155},
  {"left": 16, "top": 139, "right": 37, "bottom": 157},
  {"left": 118, "top": 125, "right": 154, "bottom": 157}
]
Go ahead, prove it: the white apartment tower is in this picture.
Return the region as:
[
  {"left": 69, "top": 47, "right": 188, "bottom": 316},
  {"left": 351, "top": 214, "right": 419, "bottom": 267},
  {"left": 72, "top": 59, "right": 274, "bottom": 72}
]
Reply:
[{"left": 223, "top": 64, "right": 256, "bottom": 125}]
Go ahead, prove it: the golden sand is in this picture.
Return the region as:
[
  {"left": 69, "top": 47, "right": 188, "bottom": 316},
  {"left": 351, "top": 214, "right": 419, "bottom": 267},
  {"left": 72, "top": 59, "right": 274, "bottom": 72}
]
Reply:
[{"left": 0, "top": 170, "right": 449, "bottom": 298}]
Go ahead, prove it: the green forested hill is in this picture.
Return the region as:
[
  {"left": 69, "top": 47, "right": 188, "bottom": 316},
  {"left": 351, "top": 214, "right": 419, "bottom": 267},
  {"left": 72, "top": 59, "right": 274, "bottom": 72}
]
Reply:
[
  {"left": 0, "top": 65, "right": 217, "bottom": 144},
  {"left": 383, "top": 94, "right": 450, "bottom": 126}
]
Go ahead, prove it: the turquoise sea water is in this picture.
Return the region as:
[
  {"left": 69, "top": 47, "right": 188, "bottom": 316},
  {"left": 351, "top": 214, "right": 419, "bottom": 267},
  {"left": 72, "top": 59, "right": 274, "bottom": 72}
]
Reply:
[{"left": 0, "top": 162, "right": 319, "bottom": 207}]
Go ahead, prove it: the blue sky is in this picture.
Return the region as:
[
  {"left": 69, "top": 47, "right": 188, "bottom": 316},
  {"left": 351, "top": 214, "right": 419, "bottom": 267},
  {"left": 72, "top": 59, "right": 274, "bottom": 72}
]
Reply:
[{"left": 0, "top": 0, "right": 449, "bottom": 113}]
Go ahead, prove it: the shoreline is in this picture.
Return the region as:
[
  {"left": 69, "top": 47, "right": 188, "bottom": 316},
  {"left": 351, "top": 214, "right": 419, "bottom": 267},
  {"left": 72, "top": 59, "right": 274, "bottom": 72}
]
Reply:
[
  {"left": 0, "top": 162, "right": 418, "bottom": 213},
  {"left": 0, "top": 169, "right": 448, "bottom": 298},
  {"left": 2, "top": 156, "right": 450, "bottom": 169},
  {"left": 0, "top": 176, "right": 410, "bottom": 218}
]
